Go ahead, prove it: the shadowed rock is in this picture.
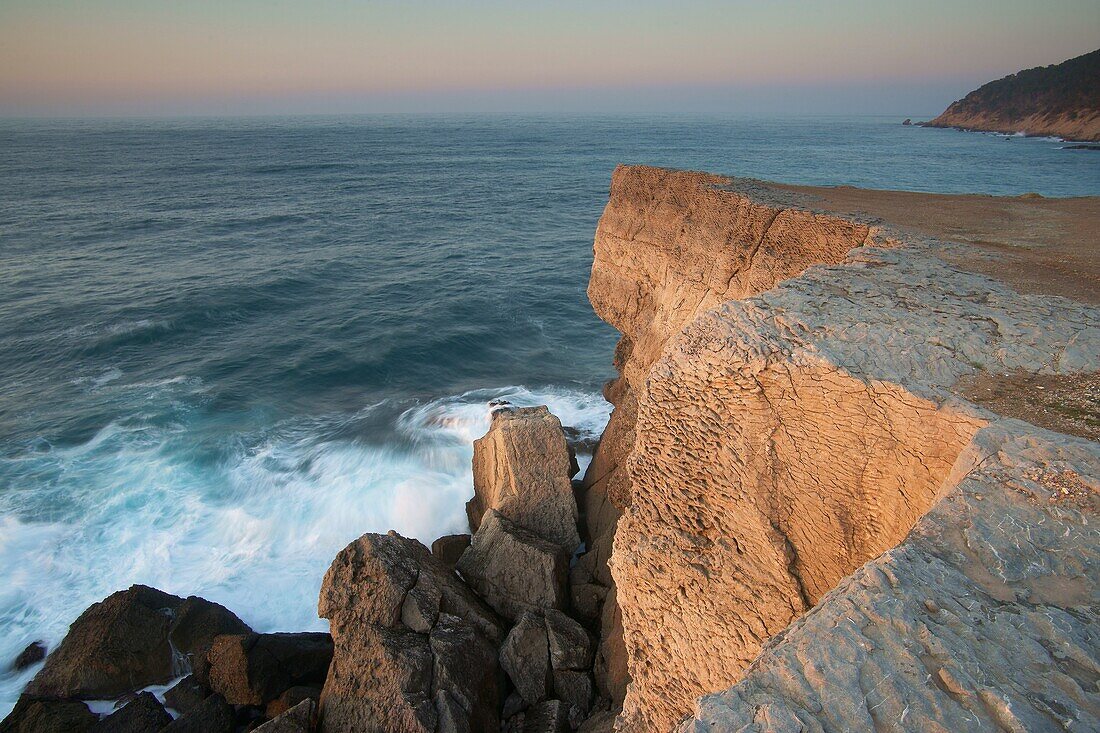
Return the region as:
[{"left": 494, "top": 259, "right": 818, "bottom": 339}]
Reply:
[
  {"left": 318, "top": 531, "right": 504, "bottom": 733},
  {"left": 430, "top": 534, "right": 471, "bottom": 568},
  {"left": 24, "top": 585, "right": 182, "bottom": 699},
  {"left": 0, "top": 697, "right": 97, "bottom": 733},
  {"left": 456, "top": 511, "right": 569, "bottom": 621},
  {"left": 206, "top": 632, "right": 332, "bottom": 706},
  {"left": 163, "top": 675, "right": 207, "bottom": 715},
  {"left": 160, "top": 693, "right": 233, "bottom": 733},
  {"left": 169, "top": 596, "right": 251, "bottom": 661},
  {"left": 94, "top": 692, "right": 171, "bottom": 733},
  {"left": 253, "top": 698, "right": 315, "bottom": 732}
]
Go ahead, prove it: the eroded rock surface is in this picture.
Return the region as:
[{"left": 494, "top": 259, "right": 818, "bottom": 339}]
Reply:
[
  {"left": 587, "top": 166, "right": 1100, "bottom": 730},
  {"left": 317, "top": 531, "right": 504, "bottom": 733},
  {"left": 468, "top": 406, "right": 581, "bottom": 552}
]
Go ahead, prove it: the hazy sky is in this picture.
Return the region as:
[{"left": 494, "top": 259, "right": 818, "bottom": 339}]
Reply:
[{"left": 1, "top": 0, "right": 1096, "bottom": 116}]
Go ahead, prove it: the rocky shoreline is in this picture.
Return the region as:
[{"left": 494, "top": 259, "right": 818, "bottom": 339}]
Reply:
[{"left": 4, "top": 166, "right": 1098, "bottom": 733}]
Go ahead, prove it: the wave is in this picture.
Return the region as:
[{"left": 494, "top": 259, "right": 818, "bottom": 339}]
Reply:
[{"left": 0, "top": 384, "right": 608, "bottom": 715}]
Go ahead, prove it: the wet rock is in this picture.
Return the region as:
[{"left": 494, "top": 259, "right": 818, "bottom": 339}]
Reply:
[
  {"left": 93, "top": 691, "right": 171, "bottom": 733},
  {"left": 168, "top": 596, "right": 251, "bottom": 660},
  {"left": 523, "top": 700, "right": 571, "bottom": 733},
  {"left": 318, "top": 531, "right": 504, "bottom": 733},
  {"left": 253, "top": 698, "right": 315, "bottom": 733},
  {"left": 161, "top": 693, "right": 233, "bottom": 733},
  {"left": 163, "top": 675, "right": 208, "bottom": 715},
  {"left": 0, "top": 697, "right": 97, "bottom": 733},
  {"left": 500, "top": 613, "right": 550, "bottom": 705},
  {"left": 25, "top": 585, "right": 182, "bottom": 699},
  {"left": 430, "top": 534, "right": 470, "bottom": 568},
  {"left": 206, "top": 632, "right": 333, "bottom": 706},
  {"left": 468, "top": 406, "right": 581, "bottom": 551},
  {"left": 10, "top": 642, "right": 45, "bottom": 671},
  {"left": 456, "top": 511, "right": 569, "bottom": 621}
]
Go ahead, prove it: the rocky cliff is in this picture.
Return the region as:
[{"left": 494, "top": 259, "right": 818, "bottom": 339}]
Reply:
[
  {"left": 924, "top": 48, "right": 1100, "bottom": 141},
  {"left": 582, "top": 165, "right": 1099, "bottom": 731}
]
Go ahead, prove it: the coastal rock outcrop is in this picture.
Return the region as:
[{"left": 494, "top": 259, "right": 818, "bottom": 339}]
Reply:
[
  {"left": 467, "top": 405, "right": 581, "bottom": 552},
  {"left": 585, "top": 165, "right": 1100, "bottom": 731},
  {"left": 317, "top": 531, "right": 504, "bottom": 733},
  {"left": 23, "top": 585, "right": 183, "bottom": 699},
  {"left": 456, "top": 510, "right": 571, "bottom": 621},
  {"left": 205, "top": 632, "right": 332, "bottom": 706}
]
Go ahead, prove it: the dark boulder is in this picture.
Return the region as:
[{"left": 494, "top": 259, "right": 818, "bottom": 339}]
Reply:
[
  {"left": 253, "top": 698, "right": 315, "bottom": 732},
  {"left": 163, "top": 675, "right": 208, "bottom": 715},
  {"left": 523, "top": 700, "right": 570, "bottom": 733},
  {"left": 0, "top": 697, "right": 97, "bottom": 733},
  {"left": 206, "top": 632, "right": 332, "bottom": 706},
  {"left": 500, "top": 613, "right": 550, "bottom": 705},
  {"left": 160, "top": 693, "right": 233, "bottom": 733},
  {"left": 265, "top": 685, "right": 320, "bottom": 720},
  {"left": 168, "top": 596, "right": 251, "bottom": 660},
  {"left": 10, "top": 642, "right": 46, "bottom": 672},
  {"left": 430, "top": 534, "right": 471, "bottom": 568},
  {"left": 93, "top": 692, "right": 171, "bottom": 733},
  {"left": 25, "top": 585, "right": 182, "bottom": 699}
]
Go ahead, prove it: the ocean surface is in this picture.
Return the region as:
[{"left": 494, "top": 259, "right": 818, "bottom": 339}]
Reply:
[{"left": 0, "top": 115, "right": 1097, "bottom": 712}]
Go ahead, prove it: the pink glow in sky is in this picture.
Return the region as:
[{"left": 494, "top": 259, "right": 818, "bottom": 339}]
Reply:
[{"left": 1, "top": 0, "right": 1097, "bottom": 115}]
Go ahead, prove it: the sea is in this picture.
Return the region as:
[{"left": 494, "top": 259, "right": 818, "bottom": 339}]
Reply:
[{"left": 0, "top": 115, "right": 1096, "bottom": 713}]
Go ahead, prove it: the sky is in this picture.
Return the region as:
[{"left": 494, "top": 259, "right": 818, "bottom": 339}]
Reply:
[{"left": 0, "top": 0, "right": 1097, "bottom": 116}]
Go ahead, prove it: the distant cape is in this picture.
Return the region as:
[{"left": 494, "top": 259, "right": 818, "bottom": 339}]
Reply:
[{"left": 923, "top": 48, "right": 1100, "bottom": 142}]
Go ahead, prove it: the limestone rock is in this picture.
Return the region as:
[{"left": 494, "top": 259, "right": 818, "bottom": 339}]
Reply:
[
  {"left": 468, "top": 406, "right": 581, "bottom": 551},
  {"left": 253, "top": 698, "right": 315, "bottom": 732},
  {"left": 206, "top": 632, "right": 332, "bottom": 706},
  {"left": 456, "top": 510, "right": 569, "bottom": 621},
  {"left": 160, "top": 693, "right": 233, "bottom": 733},
  {"left": 24, "top": 585, "right": 182, "bottom": 699},
  {"left": 318, "top": 531, "right": 503, "bottom": 733},
  {"left": 430, "top": 534, "right": 470, "bottom": 568},
  {"left": 94, "top": 691, "right": 171, "bottom": 733},
  {"left": 500, "top": 613, "right": 551, "bottom": 705},
  {"left": 543, "top": 609, "right": 593, "bottom": 672},
  {"left": 0, "top": 697, "right": 97, "bottom": 733},
  {"left": 586, "top": 166, "right": 1100, "bottom": 731}
]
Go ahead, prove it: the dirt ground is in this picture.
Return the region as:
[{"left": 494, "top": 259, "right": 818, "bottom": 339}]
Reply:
[{"left": 774, "top": 183, "right": 1100, "bottom": 304}]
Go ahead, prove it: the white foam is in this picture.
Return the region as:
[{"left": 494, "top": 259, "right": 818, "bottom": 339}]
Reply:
[{"left": 0, "top": 384, "right": 610, "bottom": 717}]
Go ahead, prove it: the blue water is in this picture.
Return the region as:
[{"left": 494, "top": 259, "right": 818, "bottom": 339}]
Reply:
[{"left": 0, "top": 115, "right": 1096, "bottom": 712}]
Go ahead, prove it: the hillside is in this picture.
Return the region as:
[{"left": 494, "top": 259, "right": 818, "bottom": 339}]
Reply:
[{"left": 924, "top": 48, "right": 1100, "bottom": 141}]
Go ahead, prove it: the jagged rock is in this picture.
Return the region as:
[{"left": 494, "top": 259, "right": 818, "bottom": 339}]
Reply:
[
  {"left": 456, "top": 511, "right": 569, "bottom": 621},
  {"left": 0, "top": 697, "right": 97, "bottom": 733},
  {"left": 168, "top": 596, "right": 251, "bottom": 660},
  {"left": 318, "top": 531, "right": 503, "bottom": 733},
  {"left": 163, "top": 675, "right": 207, "bottom": 714},
  {"left": 468, "top": 406, "right": 581, "bottom": 551},
  {"left": 160, "top": 693, "right": 233, "bottom": 733},
  {"left": 500, "top": 612, "right": 550, "bottom": 705},
  {"left": 206, "top": 632, "right": 332, "bottom": 706},
  {"left": 576, "top": 710, "right": 617, "bottom": 733},
  {"left": 542, "top": 609, "right": 592, "bottom": 671},
  {"left": 93, "top": 692, "right": 171, "bottom": 733},
  {"left": 253, "top": 698, "right": 315, "bottom": 732},
  {"left": 523, "top": 700, "right": 570, "bottom": 733},
  {"left": 430, "top": 534, "right": 470, "bottom": 568},
  {"left": 552, "top": 670, "right": 593, "bottom": 720},
  {"left": 502, "top": 692, "right": 527, "bottom": 719},
  {"left": 265, "top": 685, "right": 320, "bottom": 719},
  {"left": 10, "top": 642, "right": 45, "bottom": 671},
  {"left": 24, "top": 585, "right": 182, "bottom": 699}
]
